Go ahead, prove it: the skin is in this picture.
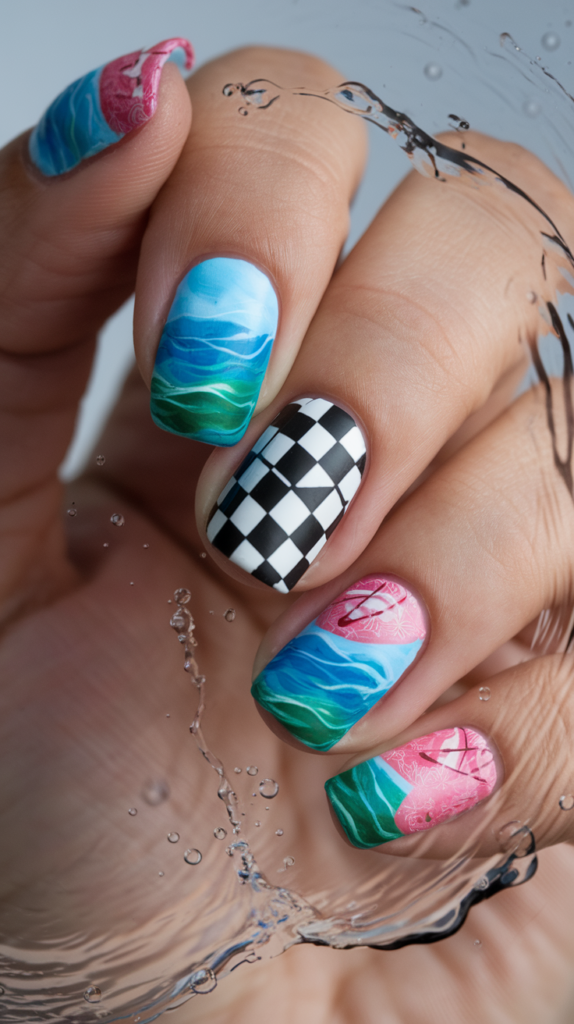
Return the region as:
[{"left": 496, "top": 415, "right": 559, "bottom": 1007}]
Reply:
[{"left": 2, "top": 45, "right": 574, "bottom": 1023}]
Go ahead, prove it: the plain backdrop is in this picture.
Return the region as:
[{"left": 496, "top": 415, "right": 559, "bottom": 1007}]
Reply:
[{"left": 0, "top": 0, "right": 572, "bottom": 476}]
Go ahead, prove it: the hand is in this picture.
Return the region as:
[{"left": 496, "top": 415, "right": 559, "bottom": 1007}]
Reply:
[{"left": 1, "top": 41, "right": 574, "bottom": 1024}]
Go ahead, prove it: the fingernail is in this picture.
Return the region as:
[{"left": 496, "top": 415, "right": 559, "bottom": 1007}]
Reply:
[
  {"left": 29, "top": 38, "right": 193, "bottom": 176},
  {"left": 150, "top": 258, "right": 279, "bottom": 445},
  {"left": 326, "top": 727, "right": 497, "bottom": 849},
  {"left": 252, "top": 575, "right": 427, "bottom": 750},
  {"left": 207, "top": 398, "right": 366, "bottom": 590}
]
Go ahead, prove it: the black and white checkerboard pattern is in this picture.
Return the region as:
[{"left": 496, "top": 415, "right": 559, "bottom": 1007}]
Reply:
[{"left": 207, "top": 398, "right": 367, "bottom": 592}]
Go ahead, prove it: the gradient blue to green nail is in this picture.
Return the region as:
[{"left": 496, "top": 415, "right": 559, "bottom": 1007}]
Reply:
[
  {"left": 150, "top": 258, "right": 279, "bottom": 446},
  {"left": 251, "top": 621, "right": 422, "bottom": 751},
  {"left": 325, "top": 758, "right": 411, "bottom": 848}
]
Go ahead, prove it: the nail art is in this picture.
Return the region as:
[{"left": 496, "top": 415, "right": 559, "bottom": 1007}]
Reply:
[
  {"left": 207, "top": 398, "right": 366, "bottom": 592},
  {"left": 29, "top": 38, "right": 194, "bottom": 177},
  {"left": 326, "top": 727, "right": 497, "bottom": 849},
  {"left": 150, "top": 258, "right": 279, "bottom": 446},
  {"left": 252, "top": 575, "right": 426, "bottom": 750}
]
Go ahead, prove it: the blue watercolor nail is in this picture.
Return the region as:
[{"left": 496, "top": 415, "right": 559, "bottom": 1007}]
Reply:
[{"left": 150, "top": 257, "right": 279, "bottom": 446}]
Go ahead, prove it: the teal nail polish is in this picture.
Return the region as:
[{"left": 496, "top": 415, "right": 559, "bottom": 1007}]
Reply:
[{"left": 150, "top": 257, "right": 279, "bottom": 446}]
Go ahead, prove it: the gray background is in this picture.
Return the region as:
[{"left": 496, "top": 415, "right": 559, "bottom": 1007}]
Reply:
[{"left": 0, "top": 0, "right": 572, "bottom": 475}]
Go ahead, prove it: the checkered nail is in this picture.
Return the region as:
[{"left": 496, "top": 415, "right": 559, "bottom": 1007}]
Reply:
[{"left": 206, "top": 398, "right": 367, "bottom": 592}]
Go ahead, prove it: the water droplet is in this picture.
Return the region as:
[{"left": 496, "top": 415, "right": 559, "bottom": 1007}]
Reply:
[
  {"left": 559, "top": 793, "right": 574, "bottom": 811},
  {"left": 523, "top": 98, "right": 540, "bottom": 117},
  {"left": 143, "top": 543, "right": 149, "bottom": 549},
  {"left": 475, "top": 875, "right": 489, "bottom": 890},
  {"left": 497, "top": 821, "right": 533, "bottom": 857},
  {"left": 275, "top": 829, "right": 284, "bottom": 836},
  {"left": 175, "top": 588, "right": 191, "bottom": 604},
  {"left": 128, "top": 807, "right": 137, "bottom": 816},
  {"left": 142, "top": 779, "right": 170, "bottom": 805},
  {"left": 158, "top": 871, "right": 164, "bottom": 877},
  {"left": 283, "top": 856, "right": 295, "bottom": 867},
  {"left": 526, "top": 289, "right": 538, "bottom": 303},
  {"left": 184, "top": 847, "right": 202, "bottom": 865},
  {"left": 424, "top": 62, "right": 443, "bottom": 80},
  {"left": 224, "top": 608, "right": 236, "bottom": 622},
  {"left": 190, "top": 968, "right": 217, "bottom": 995},
  {"left": 246, "top": 766, "right": 258, "bottom": 776},
  {"left": 166, "top": 713, "right": 170, "bottom": 718},
  {"left": 129, "top": 581, "right": 134, "bottom": 586},
  {"left": 259, "top": 778, "right": 279, "bottom": 799},
  {"left": 541, "top": 31, "right": 560, "bottom": 50},
  {"left": 239, "top": 107, "right": 249, "bottom": 116},
  {"left": 67, "top": 507, "right": 77, "bottom": 517},
  {"left": 214, "top": 827, "right": 227, "bottom": 840},
  {"left": 474, "top": 938, "right": 482, "bottom": 947},
  {"left": 167, "top": 832, "right": 180, "bottom": 843},
  {"left": 0, "top": 985, "right": 6, "bottom": 995},
  {"left": 96, "top": 455, "right": 106, "bottom": 466},
  {"left": 254, "top": 820, "right": 261, "bottom": 827},
  {"left": 84, "top": 986, "right": 102, "bottom": 1003},
  {"left": 110, "top": 513, "right": 124, "bottom": 527},
  {"left": 199, "top": 551, "right": 207, "bottom": 558},
  {"left": 103, "top": 542, "right": 109, "bottom": 548},
  {"left": 234, "top": 767, "right": 242, "bottom": 774},
  {"left": 478, "top": 686, "right": 491, "bottom": 701}
]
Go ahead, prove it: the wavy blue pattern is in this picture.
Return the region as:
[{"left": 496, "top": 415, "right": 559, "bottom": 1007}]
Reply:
[
  {"left": 326, "top": 757, "right": 412, "bottom": 848},
  {"left": 151, "top": 258, "right": 279, "bottom": 446},
  {"left": 29, "top": 67, "right": 121, "bottom": 176},
  {"left": 252, "top": 620, "right": 422, "bottom": 751}
]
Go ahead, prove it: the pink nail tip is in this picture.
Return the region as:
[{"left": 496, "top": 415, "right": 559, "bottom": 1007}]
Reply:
[
  {"left": 100, "top": 38, "right": 194, "bottom": 135},
  {"left": 315, "top": 574, "right": 427, "bottom": 645},
  {"left": 384, "top": 727, "right": 497, "bottom": 835}
]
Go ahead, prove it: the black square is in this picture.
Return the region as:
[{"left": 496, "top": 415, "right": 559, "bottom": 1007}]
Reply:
[
  {"left": 356, "top": 452, "right": 366, "bottom": 475},
  {"left": 275, "top": 443, "right": 315, "bottom": 486},
  {"left": 294, "top": 485, "right": 333, "bottom": 513},
  {"left": 319, "top": 443, "right": 355, "bottom": 485},
  {"left": 218, "top": 481, "right": 247, "bottom": 518},
  {"left": 252, "top": 560, "right": 282, "bottom": 587},
  {"left": 251, "top": 470, "right": 289, "bottom": 511},
  {"left": 247, "top": 515, "right": 289, "bottom": 559},
  {"left": 325, "top": 507, "right": 345, "bottom": 539},
  {"left": 279, "top": 411, "right": 315, "bottom": 442},
  {"left": 271, "top": 403, "right": 304, "bottom": 432},
  {"left": 283, "top": 557, "right": 310, "bottom": 591},
  {"left": 318, "top": 405, "right": 355, "bottom": 440},
  {"left": 211, "top": 519, "right": 244, "bottom": 558},
  {"left": 290, "top": 514, "right": 324, "bottom": 555}
]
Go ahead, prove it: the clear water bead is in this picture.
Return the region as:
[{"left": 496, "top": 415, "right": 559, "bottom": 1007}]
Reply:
[
  {"left": 214, "top": 827, "right": 227, "bottom": 840},
  {"left": 84, "top": 986, "right": 102, "bottom": 1003},
  {"left": 199, "top": 552, "right": 207, "bottom": 558},
  {"left": 424, "top": 62, "right": 443, "bottom": 80},
  {"left": 128, "top": 807, "right": 137, "bottom": 816},
  {"left": 96, "top": 455, "right": 106, "bottom": 466},
  {"left": 224, "top": 608, "right": 236, "bottom": 622},
  {"left": 167, "top": 832, "right": 180, "bottom": 843},
  {"left": 103, "top": 542, "right": 109, "bottom": 548},
  {"left": 254, "top": 820, "right": 261, "bottom": 827},
  {"left": 184, "top": 848, "right": 202, "bottom": 865},
  {"left": 143, "top": 543, "right": 149, "bottom": 549},
  {"left": 158, "top": 871, "right": 164, "bottom": 877},
  {"left": 259, "top": 778, "right": 279, "bottom": 799},
  {"left": 283, "top": 856, "right": 295, "bottom": 868},
  {"left": 190, "top": 968, "right": 217, "bottom": 995},
  {"left": 523, "top": 99, "right": 540, "bottom": 117},
  {"left": 478, "top": 686, "right": 491, "bottom": 701},
  {"left": 559, "top": 794, "right": 574, "bottom": 811},
  {"left": 110, "top": 513, "right": 124, "bottom": 527},
  {"left": 234, "top": 767, "right": 242, "bottom": 774},
  {"left": 275, "top": 829, "right": 284, "bottom": 836},
  {"left": 142, "top": 779, "right": 170, "bottom": 805},
  {"left": 67, "top": 507, "right": 77, "bottom": 517},
  {"left": 474, "top": 938, "right": 482, "bottom": 947},
  {"left": 174, "top": 588, "right": 191, "bottom": 604},
  {"left": 246, "top": 766, "right": 258, "bottom": 776},
  {"left": 526, "top": 290, "right": 537, "bottom": 303},
  {"left": 541, "top": 31, "right": 560, "bottom": 50}
]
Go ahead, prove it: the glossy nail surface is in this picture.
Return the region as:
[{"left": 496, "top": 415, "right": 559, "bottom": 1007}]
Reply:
[
  {"left": 207, "top": 398, "right": 366, "bottom": 591},
  {"left": 29, "top": 38, "right": 193, "bottom": 176},
  {"left": 252, "top": 575, "right": 426, "bottom": 750},
  {"left": 150, "top": 258, "right": 279, "bottom": 445},
  {"left": 326, "top": 727, "right": 497, "bottom": 848}
]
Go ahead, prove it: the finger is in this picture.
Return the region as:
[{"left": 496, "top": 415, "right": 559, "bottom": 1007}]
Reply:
[
  {"left": 199, "top": 131, "right": 574, "bottom": 593},
  {"left": 251, "top": 379, "right": 574, "bottom": 752},
  {"left": 133, "top": 46, "right": 367, "bottom": 446},
  {"left": 0, "top": 41, "right": 192, "bottom": 616},
  {"left": 325, "top": 653, "right": 574, "bottom": 858}
]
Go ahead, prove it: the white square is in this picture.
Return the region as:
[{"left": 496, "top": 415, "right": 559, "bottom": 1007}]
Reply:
[
  {"left": 303, "top": 397, "right": 333, "bottom": 421},
  {"left": 273, "top": 580, "right": 290, "bottom": 594},
  {"left": 253, "top": 425, "right": 278, "bottom": 454},
  {"left": 340, "top": 425, "right": 366, "bottom": 462},
  {"left": 207, "top": 509, "right": 227, "bottom": 542},
  {"left": 217, "top": 476, "right": 237, "bottom": 505},
  {"left": 238, "top": 458, "right": 268, "bottom": 493},
  {"left": 230, "top": 539, "right": 265, "bottom": 574},
  {"left": 268, "top": 538, "right": 304, "bottom": 576},
  {"left": 296, "top": 463, "right": 333, "bottom": 488},
  {"left": 269, "top": 490, "right": 310, "bottom": 534},
  {"left": 306, "top": 533, "right": 327, "bottom": 563},
  {"left": 262, "top": 432, "right": 295, "bottom": 465},
  {"left": 339, "top": 465, "right": 362, "bottom": 503},
  {"left": 313, "top": 490, "right": 343, "bottom": 530},
  {"left": 230, "top": 495, "right": 266, "bottom": 534},
  {"left": 298, "top": 423, "right": 337, "bottom": 460}
]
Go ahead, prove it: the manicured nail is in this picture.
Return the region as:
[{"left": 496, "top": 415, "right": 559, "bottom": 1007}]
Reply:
[
  {"left": 252, "top": 575, "right": 427, "bottom": 750},
  {"left": 150, "top": 258, "right": 279, "bottom": 446},
  {"left": 326, "top": 727, "right": 497, "bottom": 849},
  {"left": 207, "top": 398, "right": 366, "bottom": 591},
  {"left": 29, "top": 38, "right": 194, "bottom": 176}
]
